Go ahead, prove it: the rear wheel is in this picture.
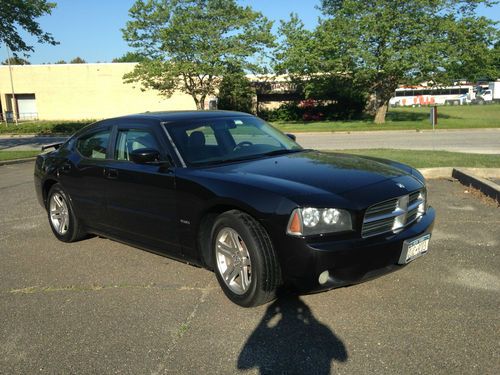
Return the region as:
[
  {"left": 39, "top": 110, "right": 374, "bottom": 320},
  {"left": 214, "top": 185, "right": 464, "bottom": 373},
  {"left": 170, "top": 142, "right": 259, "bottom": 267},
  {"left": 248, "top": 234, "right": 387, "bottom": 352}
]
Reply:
[
  {"left": 47, "top": 183, "right": 86, "bottom": 242},
  {"left": 212, "top": 210, "right": 281, "bottom": 307}
]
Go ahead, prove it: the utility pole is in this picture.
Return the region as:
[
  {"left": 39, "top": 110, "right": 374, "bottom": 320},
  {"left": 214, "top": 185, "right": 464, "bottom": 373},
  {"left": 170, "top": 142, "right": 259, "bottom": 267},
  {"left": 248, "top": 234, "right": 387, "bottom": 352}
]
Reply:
[{"left": 4, "top": 43, "right": 19, "bottom": 126}]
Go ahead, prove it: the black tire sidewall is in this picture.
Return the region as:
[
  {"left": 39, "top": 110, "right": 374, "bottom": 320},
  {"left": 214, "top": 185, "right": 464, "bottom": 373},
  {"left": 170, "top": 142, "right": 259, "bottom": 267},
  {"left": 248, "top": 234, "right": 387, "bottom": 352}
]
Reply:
[
  {"left": 46, "top": 184, "right": 78, "bottom": 242},
  {"left": 211, "top": 212, "right": 267, "bottom": 307}
]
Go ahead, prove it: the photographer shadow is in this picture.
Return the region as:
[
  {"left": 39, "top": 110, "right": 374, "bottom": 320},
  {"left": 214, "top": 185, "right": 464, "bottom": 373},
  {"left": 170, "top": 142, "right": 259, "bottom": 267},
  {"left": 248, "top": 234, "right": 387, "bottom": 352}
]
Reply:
[{"left": 237, "top": 293, "right": 348, "bottom": 374}]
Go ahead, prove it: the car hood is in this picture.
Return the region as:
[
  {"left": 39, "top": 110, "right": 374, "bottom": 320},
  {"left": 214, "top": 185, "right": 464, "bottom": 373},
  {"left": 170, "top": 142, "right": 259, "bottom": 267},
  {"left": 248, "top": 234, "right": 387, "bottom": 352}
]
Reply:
[{"left": 195, "top": 150, "right": 421, "bottom": 198}]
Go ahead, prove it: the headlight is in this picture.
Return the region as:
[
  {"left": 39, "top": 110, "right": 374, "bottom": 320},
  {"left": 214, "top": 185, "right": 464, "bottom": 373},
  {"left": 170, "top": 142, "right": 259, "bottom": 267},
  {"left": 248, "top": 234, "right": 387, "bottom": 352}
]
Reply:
[{"left": 287, "top": 207, "right": 353, "bottom": 236}]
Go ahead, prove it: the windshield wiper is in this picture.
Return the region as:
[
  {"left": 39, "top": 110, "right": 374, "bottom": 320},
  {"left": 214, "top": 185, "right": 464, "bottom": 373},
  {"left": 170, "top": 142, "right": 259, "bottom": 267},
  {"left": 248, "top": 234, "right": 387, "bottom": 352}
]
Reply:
[
  {"left": 262, "top": 149, "right": 308, "bottom": 157},
  {"left": 192, "top": 154, "right": 263, "bottom": 166}
]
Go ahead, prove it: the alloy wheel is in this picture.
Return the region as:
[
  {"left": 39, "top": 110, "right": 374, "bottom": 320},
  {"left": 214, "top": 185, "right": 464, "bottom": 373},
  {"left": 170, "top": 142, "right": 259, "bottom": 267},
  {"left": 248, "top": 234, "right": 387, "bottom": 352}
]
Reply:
[
  {"left": 49, "top": 192, "right": 69, "bottom": 235},
  {"left": 215, "top": 227, "right": 252, "bottom": 295}
]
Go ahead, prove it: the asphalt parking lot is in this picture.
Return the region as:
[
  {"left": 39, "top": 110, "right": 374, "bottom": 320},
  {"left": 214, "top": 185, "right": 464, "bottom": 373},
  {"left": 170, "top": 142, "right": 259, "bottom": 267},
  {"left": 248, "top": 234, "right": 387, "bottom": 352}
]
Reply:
[{"left": 1, "top": 162, "right": 499, "bottom": 374}]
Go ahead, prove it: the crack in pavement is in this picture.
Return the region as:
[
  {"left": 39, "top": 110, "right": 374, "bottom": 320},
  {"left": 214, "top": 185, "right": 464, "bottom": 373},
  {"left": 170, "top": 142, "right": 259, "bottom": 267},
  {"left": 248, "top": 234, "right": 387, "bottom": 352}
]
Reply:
[
  {"left": 4, "top": 283, "right": 218, "bottom": 295},
  {"left": 0, "top": 214, "right": 45, "bottom": 224},
  {"left": 151, "top": 281, "right": 213, "bottom": 375}
]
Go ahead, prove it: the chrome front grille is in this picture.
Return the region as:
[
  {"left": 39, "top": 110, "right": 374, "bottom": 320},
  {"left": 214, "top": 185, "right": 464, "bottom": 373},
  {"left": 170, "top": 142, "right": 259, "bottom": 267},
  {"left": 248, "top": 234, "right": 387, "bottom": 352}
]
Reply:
[{"left": 362, "top": 190, "right": 426, "bottom": 238}]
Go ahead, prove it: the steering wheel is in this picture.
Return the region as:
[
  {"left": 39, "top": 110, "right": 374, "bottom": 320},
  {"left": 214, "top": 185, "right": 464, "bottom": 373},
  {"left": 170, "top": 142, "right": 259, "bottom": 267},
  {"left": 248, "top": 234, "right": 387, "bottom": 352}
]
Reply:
[{"left": 233, "top": 141, "right": 253, "bottom": 151}]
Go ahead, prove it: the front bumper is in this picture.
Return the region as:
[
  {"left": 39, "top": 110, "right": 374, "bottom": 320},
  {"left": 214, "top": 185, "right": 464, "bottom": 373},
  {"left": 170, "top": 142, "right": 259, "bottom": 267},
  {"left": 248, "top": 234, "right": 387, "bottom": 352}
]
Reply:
[{"left": 280, "top": 207, "right": 436, "bottom": 293}]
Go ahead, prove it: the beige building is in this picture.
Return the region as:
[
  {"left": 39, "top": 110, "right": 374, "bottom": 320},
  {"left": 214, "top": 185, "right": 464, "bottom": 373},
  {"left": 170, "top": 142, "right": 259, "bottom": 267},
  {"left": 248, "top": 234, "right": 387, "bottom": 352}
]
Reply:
[{"left": 0, "top": 63, "right": 197, "bottom": 121}]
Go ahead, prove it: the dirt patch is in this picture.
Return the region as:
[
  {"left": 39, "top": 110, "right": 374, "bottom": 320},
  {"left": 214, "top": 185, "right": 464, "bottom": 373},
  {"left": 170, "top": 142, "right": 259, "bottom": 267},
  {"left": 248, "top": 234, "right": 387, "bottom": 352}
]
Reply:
[{"left": 462, "top": 185, "right": 500, "bottom": 208}]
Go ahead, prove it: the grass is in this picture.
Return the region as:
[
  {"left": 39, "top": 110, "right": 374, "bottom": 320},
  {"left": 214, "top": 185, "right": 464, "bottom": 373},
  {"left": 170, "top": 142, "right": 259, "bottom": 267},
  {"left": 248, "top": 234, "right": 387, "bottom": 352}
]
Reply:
[
  {"left": 272, "top": 104, "right": 500, "bottom": 133},
  {"left": 333, "top": 149, "right": 500, "bottom": 168},
  {"left": 0, "top": 150, "right": 40, "bottom": 161},
  {"left": 0, "top": 120, "right": 93, "bottom": 135}
]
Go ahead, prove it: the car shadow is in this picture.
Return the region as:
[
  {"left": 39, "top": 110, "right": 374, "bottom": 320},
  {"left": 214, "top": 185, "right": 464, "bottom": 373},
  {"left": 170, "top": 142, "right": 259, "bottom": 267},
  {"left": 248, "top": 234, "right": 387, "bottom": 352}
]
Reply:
[{"left": 237, "top": 293, "right": 348, "bottom": 374}]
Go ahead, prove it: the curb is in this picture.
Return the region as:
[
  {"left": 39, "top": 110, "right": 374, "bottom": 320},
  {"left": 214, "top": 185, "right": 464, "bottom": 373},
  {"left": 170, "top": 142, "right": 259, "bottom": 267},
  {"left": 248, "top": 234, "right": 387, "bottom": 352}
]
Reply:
[
  {"left": 452, "top": 169, "right": 500, "bottom": 204},
  {"left": 418, "top": 168, "right": 453, "bottom": 179},
  {"left": 418, "top": 167, "right": 500, "bottom": 179},
  {"left": 0, "top": 157, "right": 37, "bottom": 166}
]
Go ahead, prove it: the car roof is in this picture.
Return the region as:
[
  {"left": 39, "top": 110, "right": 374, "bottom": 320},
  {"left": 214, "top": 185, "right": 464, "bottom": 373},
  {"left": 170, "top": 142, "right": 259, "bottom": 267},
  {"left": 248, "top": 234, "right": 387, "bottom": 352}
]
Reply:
[
  {"left": 112, "top": 110, "right": 254, "bottom": 123},
  {"left": 73, "top": 110, "right": 256, "bottom": 138}
]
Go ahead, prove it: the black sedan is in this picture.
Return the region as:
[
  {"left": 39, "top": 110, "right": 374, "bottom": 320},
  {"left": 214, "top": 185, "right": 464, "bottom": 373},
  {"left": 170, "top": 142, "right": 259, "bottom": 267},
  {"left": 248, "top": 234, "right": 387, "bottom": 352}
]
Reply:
[{"left": 34, "top": 111, "right": 435, "bottom": 307}]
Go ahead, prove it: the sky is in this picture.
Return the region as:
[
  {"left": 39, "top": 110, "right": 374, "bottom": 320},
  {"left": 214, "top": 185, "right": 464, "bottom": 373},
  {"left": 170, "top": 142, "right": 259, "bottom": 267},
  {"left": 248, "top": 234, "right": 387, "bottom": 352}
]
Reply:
[{"left": 5, "top": 0, "right": 500, "bottom": 65}]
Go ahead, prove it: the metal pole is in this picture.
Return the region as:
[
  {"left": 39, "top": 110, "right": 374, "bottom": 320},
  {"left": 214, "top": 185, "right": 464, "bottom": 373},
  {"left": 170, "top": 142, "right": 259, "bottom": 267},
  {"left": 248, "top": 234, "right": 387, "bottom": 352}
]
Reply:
[{"left": 4, "top": 43, "right": 18, "bottom": 126}]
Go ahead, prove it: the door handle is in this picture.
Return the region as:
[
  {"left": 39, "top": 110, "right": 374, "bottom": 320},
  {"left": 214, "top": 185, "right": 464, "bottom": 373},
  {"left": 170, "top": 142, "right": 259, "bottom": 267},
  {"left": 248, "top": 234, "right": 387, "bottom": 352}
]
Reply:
[{"left": 105, "top": 168, "right": 119, "bottom": 179}]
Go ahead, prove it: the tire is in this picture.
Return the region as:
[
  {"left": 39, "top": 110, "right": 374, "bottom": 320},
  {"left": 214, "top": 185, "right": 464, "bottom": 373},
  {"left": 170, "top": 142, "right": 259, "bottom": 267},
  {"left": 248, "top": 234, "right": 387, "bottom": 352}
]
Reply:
[
  {"left": 46, "top": 183, "right": 87, "bottom": 242},
  {"left": 211, "top": 210, "right": 282, "bottom": 307}
]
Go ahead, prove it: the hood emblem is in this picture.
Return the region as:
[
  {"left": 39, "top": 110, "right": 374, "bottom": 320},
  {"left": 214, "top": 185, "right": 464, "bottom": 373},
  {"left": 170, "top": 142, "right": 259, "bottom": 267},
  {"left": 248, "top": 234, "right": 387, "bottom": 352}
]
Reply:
[{"left": 396, "top": 183, "right": 406, "bottom": 189}]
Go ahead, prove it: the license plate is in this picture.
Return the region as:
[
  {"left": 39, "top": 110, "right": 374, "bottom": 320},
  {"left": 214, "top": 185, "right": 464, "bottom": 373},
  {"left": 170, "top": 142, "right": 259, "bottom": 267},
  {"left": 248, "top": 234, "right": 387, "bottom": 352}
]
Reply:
[{"left": 399, "top": 234, "right": 431, "bottom": 264}]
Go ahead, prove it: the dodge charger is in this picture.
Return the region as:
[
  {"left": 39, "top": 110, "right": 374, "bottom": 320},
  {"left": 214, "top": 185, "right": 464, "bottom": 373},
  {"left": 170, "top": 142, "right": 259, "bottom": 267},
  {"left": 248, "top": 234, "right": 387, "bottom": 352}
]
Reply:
[{"left": 34, "top": 111, "right": 435, "bottom": 307}]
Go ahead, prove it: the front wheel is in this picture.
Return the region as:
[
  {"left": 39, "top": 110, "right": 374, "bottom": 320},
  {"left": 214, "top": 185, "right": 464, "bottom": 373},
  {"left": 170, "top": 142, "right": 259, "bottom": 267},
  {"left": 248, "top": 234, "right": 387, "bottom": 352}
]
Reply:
[
  {"left": 212, "top": 210, "right": 282, "bottom": 307},
  {"left": 47, "top": 183, "right": 87, "bottom": 242}
]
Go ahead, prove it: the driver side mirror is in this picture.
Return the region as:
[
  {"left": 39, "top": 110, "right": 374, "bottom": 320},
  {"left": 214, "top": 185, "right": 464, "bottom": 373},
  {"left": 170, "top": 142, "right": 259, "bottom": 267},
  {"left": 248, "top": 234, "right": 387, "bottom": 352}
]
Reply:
[
  {"left": 130, "top": 148, "right": 162, "bottom": 164},
  {"left": 286, "top": 133, "right": 296, "bottom": 141}
]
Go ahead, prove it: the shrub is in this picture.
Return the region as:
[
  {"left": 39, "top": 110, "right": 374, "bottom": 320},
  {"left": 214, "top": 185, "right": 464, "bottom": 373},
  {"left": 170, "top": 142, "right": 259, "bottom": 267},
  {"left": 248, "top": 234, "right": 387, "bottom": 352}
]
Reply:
[{"left": 259, "top": 99, "right": 365, "bottom": 122}]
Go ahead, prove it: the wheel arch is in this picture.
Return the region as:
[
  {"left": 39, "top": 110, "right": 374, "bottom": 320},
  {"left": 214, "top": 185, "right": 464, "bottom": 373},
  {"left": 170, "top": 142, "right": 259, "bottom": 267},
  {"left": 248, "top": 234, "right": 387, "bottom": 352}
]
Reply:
[
  {"left": 42, "top": 178, "right": 59, "bottom": 207},
  {"left": 197, "top": 202, "right": 267, "bottom": 270}
]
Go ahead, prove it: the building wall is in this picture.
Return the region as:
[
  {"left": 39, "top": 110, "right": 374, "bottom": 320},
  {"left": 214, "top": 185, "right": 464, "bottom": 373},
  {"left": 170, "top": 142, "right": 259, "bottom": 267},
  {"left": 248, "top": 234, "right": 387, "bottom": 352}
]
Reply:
[{"left": 0, "top": 63, "right": 196, "bottom": 120}]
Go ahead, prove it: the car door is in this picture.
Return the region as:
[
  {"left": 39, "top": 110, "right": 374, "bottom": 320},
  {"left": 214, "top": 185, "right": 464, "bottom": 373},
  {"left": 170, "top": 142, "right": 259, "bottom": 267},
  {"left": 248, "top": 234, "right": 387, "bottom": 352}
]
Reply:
[
  {"left": 59, "top": 125, "right": 113, "bottom": 227},
  {"left": 101, "top": 121, "right": 182, "bottom": 255}
]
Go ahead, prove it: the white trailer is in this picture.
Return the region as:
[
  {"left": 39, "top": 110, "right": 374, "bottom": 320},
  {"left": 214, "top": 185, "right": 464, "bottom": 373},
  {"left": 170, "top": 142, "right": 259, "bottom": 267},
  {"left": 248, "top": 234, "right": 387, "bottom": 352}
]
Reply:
[
  {"left": 476, "top": 81, "right": 500, "bottom": 104},
  {"left": 476, "top": 81, "right": 500, "bottom": 103}
]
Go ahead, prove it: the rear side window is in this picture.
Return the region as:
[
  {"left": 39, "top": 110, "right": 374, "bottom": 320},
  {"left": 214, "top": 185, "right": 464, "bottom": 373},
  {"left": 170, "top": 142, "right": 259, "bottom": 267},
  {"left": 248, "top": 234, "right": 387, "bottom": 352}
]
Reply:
[
  {"left": 76, "top": 130, "right": 110, "bottom": 159},
  {"left": 114, "top": 129, "right": 161, "bottom": 161}
]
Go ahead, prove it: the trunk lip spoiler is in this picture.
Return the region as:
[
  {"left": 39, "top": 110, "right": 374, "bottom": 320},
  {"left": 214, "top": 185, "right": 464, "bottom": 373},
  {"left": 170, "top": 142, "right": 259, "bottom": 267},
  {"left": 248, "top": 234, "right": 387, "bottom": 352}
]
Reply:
[{"left": 41, "top": 142, "right": 63, "bottom": 151}]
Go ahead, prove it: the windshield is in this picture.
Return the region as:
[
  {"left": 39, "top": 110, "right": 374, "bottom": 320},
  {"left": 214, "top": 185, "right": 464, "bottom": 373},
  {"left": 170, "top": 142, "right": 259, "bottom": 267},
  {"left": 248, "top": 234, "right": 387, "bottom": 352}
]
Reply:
[{"left": 167, "top": 116, "right": 303, "bottom": 166}]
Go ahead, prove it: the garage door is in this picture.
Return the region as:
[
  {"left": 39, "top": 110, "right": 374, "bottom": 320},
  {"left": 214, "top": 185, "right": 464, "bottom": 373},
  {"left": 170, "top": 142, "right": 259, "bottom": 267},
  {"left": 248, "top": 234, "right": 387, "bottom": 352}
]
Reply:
[{"left": 17, "top": 94, "right": 37, "bottom": 120}]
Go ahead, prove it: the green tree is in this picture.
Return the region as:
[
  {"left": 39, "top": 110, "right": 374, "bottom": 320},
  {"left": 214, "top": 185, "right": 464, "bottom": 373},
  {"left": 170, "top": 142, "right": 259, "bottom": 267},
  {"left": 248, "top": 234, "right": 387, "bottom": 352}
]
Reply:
[
  {"left": 274, "top": 14, "right": 366, "bottom": 119},
  {"left": 278, "top": 1, "right": 498, "bottom": 124},
  {"left": 0, "top": 0, "right": 58, "bottom": 55},
  {"left": 122, "top": 0, "right": 274, "bottom": 110},
  {"left": 493, "top": 41, "right": 500, "bottom": 75},
  {"left": 2, "top": 56, "right": 30, "bottom": 65},
  {"left": 70, "top": 57, "right": 86, "bottom": 64},
  {"left": 318, "top": 0, "right": 499, "bottom": 123},
  {"left": 217, "top": 67, "right": 255, "bottom": 113},
  {"left": 54, "top": 60, "right": 67, "bottom": 64},
  {"left": 112, "top": 51, "right": 148, "bottom": 63}
]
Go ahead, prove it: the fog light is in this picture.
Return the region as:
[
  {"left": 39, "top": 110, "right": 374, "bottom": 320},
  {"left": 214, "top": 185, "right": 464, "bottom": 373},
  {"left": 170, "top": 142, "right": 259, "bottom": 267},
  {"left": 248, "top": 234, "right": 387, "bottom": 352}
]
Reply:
[{"left": 318, "top": 270, "right": 330, "bottom": 285}]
